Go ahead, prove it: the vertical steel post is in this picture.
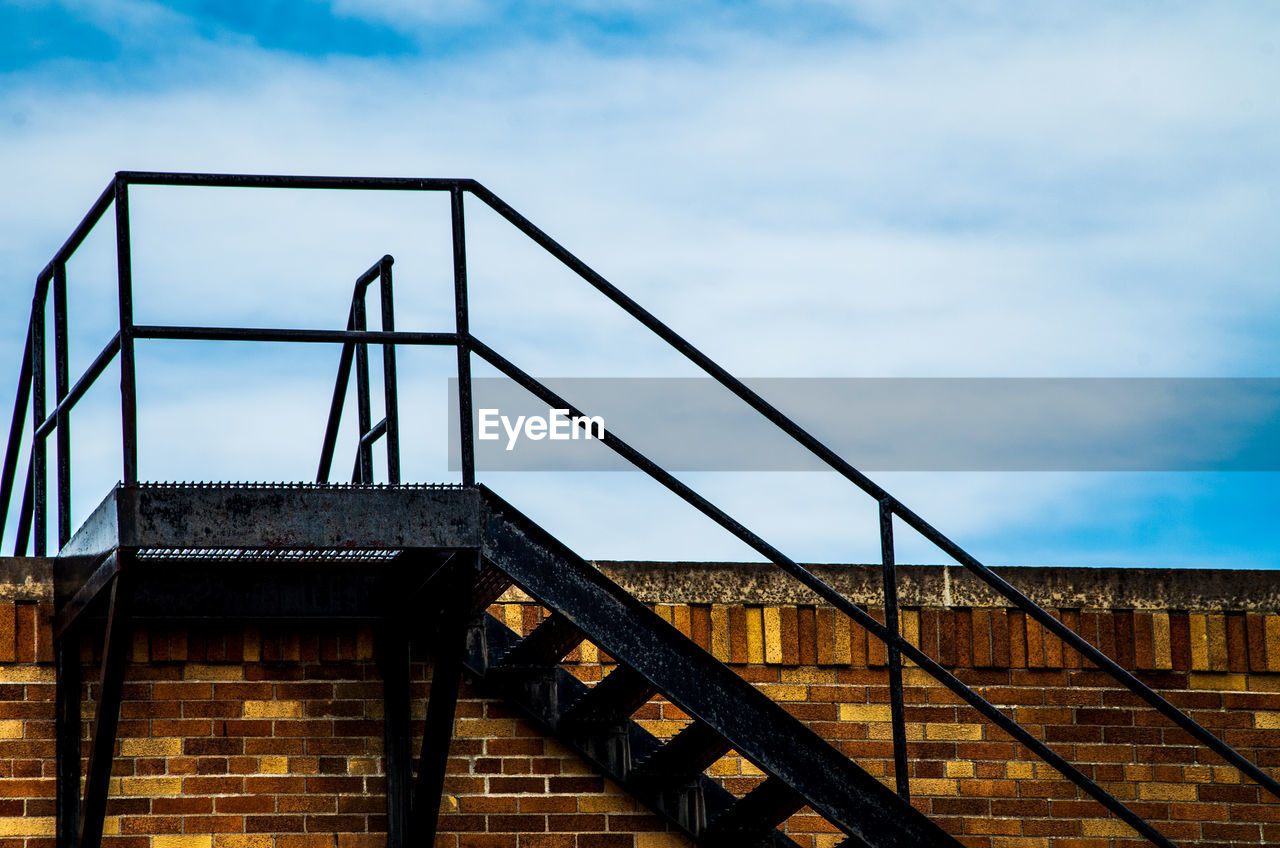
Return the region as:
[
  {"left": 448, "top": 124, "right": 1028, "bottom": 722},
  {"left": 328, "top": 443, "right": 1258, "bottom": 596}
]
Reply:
[
  {"left": 450, "top": 188, "right": 475, "bottom": 486},
  {"left": 0, "top": 317, "right": 34, "bottom": 550},
  {"left": 409, "top": 553, "right": 477, "bottom": 843},
  {"left": 78, "top": 571, "right": 131, "bottom": 848},
  {"left": 56, "top": 632, "right": 82, "bottom": 848},
  {"left": 114, "top": 178, "right": 138, "bottom": 485},
  {"left": 31, "top": 280, "right": 47, "bottom": 556},
  {"left": 53, "top": 262, "right": 71, "bottom": 547},
  {"left": 378, "top": 256, "right": 401, "bottom": 484},
  {"left": 353, "top": 291, "right": 373, "bottom": 484},
  {"left": 880, "top": 499, "right": 910, "bottom": 802},
  {"left": 378, "top": 626, "right": 411, "bottom": 848}
]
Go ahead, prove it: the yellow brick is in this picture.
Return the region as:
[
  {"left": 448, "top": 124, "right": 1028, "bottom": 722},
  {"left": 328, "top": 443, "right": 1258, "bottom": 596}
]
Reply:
[
  {"left": 0, "top": 720, "right": 22, "bottom": 738},
  {"left": 503, "top": 603, "right": 522, "bottom": 632},
  {"left": 348, "top": 757, "right": 379, "bottom": 775},
  {"left": 710, "top": 605, "right": 730, "bottom": 662},
  {"left": 869, "top": 722, "right": 923, "bottom": 741},
  {"left": 1184, "top": 766, "right": 1213, "bottom": 783},
  {"left": 708, "top": 757, "right": 739, "bottom": 775},
  {"left": 1152, "top": 612, "right": 1172, "bottom": 670},
  {"left": 155, "top": 837, "right": 213, "bottom": 848},
  {"left": 1189, "top": 672, "right": 1247, "bottom": 691},
  {"left": 945, "top": 760, "right": 975, "bottom": 778},
  {"left": 763, "top": 606, "right": 783, "bottom": 664},
  {"left": 580, "top": 641, "right": 599, "bottom": 663},
  {"left": 925, "top": 723, "right": 984, "bottom": 741},
  {"left": 0, "top": 817, "right": 55, "bottom": 837},
  {"left": 580, "top": 794, "right": 637, "bottom": 813},
  {"left": 1267, "top": 615, "right": 1280, "bottom": 672},
  {"left": 0, "top": 666, "right": 55, "bottom": 683},
  {"left": 1082, "top": 819, "right": 1138, "bottom": 838},
  {"left": 1005, "top": 762, "right": 1034, "bottom": 779},
  {"left": 120, "top": 776, "right": 183, "bottom": 796},
  {"left": 243, "top": 700, "right": 302, "bottom": 718},
  {"left": 839, "top": 704, "right": 892, "bottom": 723},
  {"left": 745, "top": 606, "right": 764, "bottom": 664},
  {"left": 901, "top": 610, "right": 920, "bottom": 667},
  {"left": 1212, "top": 766, "right": 1242, "bottom": 784},
  {"left": 184, "top": 663, "right": 243, "bottom": 681},
  {"left": 656, "top": 604, "right": 673, "bottom": 624},
  {"left": 215, "top": 837, "right": 273, "bottom": 848},
  {"left": 1190, "top": 615, "right": 1209, "bottom": 670},
  {"left": 439, "top": 794, "right": 458, "bottom": 812},
  {"left": 757, "top": 684, "right": 807, "bottom": 701},
  {"left": 1137, "top": 782, "right": 1196, "bottom": 802},
  {"left": 740, "top": 760, "right": 765, "bottom": 776},
  {"left": 243, "top": 628, "right": 261, "bottom": 663},
  {"left": 103, "top": 817, "right": 120, "bottom": 835},
  {"left": 637, "top": 720, "right": 686, "bottom": 739},
  {"left": 1207, "top": 614, "right": 1228, "bottom": 670},
  {"left": 1250, "top": 676, "right": 1280, "bottom": 692},
  {"left": 672, "top": 605, "right": 691, "bottom": 638},
  {"left": 780, "top": 667, "right": 836, "bottom": 685},
  {"left": 455, "top": 718, "right": 515, "bottom": 738},
  {"left": 1256, "top": 712, "right": 1280, "bottom": 729},
  {"left": 637, "top": 833, "right": 694, "bottom": 848},
  {"left": 120, "top": 738, "right": 182, "bottom": 757},
  {"left": 908, "top": 778, "right": 957, "bottom": 796},
  {"left": 259, "top": 755, "right": 289, "bottom": 773},
  {"left": 832, "top": 613, "right": 851, "bottom": 665}
]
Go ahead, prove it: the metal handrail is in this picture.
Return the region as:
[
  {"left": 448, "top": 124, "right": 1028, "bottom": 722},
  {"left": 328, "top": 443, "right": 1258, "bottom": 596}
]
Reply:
[{"left": 3, "top": 172, "right": 1276, "bottom": 848}]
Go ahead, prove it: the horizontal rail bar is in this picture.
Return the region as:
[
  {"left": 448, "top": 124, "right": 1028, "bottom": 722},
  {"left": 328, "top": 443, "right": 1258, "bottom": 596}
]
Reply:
[
  {"left": 118, "top": 172, "right": 468, "bottom": 192},
  {"left": 38, "top": 179, "right": 116, "bottom": 284},
  {"left": 33, "top": 335, "right": 121, "bottom": 441},
  {"left": 359, "top": 418, "right": 388, "bottom": 449},
  {"left": 468, "top": 335, "right": 1176, "bottom": 848},
  {"left": 133, "top": 326, "right": 457, "bottom": 346},
  {"left": 468, "top": 182, "right": 1278, "bottom": 801}
]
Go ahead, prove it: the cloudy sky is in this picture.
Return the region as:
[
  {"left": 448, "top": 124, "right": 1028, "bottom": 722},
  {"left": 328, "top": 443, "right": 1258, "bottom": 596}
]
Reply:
[{"left": 2, "top": 1, "right": 1279, "bottom": 568}]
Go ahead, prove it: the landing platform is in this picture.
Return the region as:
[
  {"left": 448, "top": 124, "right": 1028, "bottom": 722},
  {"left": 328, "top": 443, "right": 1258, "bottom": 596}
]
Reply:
[{"left": 54, "top": 483, "right": 487, "bottom": 632}]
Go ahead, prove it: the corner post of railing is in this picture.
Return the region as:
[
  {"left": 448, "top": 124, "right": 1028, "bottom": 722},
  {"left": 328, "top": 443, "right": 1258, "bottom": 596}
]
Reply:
[
  {"left": 378, "top": 255, "right": 401, "bottom": 484},
  {"left": 31, "top": 279, "right": 47, "bottom": 556},
  {"left": 114, "top": 176, "right": 138, "bottom": 485},
  {"left": 0, "top": 316, "right": 34, "bottom": 553},
  {"left": 450, "top": 186, "right": 475, "bottom": 487},
  {"left": 353, "top": 285, "right": 374, "bottom": 485},
  {"left": 879, "top": 498, "right": 910, "bottom": 802},
  {"left": 53, "top": 262, "right": 71, "bottom": 547}
]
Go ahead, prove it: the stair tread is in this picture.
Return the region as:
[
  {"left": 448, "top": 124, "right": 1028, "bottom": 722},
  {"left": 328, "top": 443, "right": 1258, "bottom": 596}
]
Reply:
[
  {"left": 561, "top": 665, "right": 656, "bottom": 725},
  {"left": 499, "top": 612, "right": 585, "bottom": 668},
  {"left": 703, "top": 775, "right": 806, "bottom": 842},
  {"left": 632, "top": 720, "right": 731, "bottom": 782}
]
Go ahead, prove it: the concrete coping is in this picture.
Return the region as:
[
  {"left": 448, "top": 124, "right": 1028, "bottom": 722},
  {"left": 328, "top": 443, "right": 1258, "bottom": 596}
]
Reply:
[{"left": 1, "top": 556, "right": 1275, "bottom": 612}]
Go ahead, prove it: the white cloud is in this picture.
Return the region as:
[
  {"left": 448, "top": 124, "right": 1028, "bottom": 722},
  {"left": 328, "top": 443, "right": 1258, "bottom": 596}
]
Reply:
[{"left": 1, "top": 4, "right": 1278, "bottom": 563}]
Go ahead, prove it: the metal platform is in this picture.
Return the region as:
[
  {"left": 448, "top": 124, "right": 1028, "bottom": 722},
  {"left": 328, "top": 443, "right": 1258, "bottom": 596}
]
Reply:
[{"left": 54, "top": 483, "right": 481, "bottom": 634}]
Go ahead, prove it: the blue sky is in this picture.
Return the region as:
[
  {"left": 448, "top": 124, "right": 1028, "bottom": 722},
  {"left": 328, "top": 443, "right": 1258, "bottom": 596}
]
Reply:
[{"left": 3, "top": 1, "right": 1280, "bottom": 567}]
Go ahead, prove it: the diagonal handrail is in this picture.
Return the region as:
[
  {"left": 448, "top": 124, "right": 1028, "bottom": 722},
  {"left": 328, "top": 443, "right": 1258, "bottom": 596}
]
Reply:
[
  {"left": 468, "top": 334, "right": 1184, "bottom": 847},
  {"left": 466, "top": 182, "right": 1280, "bottom": 804}
]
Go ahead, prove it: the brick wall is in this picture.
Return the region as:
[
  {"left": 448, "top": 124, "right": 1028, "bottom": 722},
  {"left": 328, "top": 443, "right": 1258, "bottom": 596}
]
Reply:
[{"left": 4, "top": 559, "right": 1280, "bottom": 848}]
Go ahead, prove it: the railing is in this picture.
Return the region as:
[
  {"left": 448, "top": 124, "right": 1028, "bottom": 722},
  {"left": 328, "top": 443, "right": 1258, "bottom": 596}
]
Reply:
[{"left": 4, "top": 171, "right": 1278, "bottom": 848}]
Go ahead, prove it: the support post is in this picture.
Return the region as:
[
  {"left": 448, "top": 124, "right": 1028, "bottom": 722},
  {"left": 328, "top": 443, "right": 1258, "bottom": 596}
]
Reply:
[
  {"left": 54, "top": 261, "right": 71, "bottom": 546},
  {"left": 379, "top": 626, "right": 412, "bottom": 848},
  {"left": 880, "top": 500, "right": 910, "bottom": 802},
  {"left": 451, "top": 188, "right": 475, "bottom": 487},
  {"left": 408, "top": 553, "right": 478, "bottom": 843},
  {"left": 377, "top": 256, "right": 401, "bottom": 484},
  {"left": 114, "top": 178, "right": 138, "bottom": 485},
  {"left": 353, "top": 290, "right": 373, "bottom": 484},
  {"left": 56, "top": 630, "right": 82, "bottom": 848},
  {"left": 77, "top": 571, "right": 132, "bottom": 848}
]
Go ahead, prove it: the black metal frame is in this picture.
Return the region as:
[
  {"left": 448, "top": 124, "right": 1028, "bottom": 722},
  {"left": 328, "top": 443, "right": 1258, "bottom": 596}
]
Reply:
[{"left": 4, "top": 171, "right": 1277, "bottom": 848}]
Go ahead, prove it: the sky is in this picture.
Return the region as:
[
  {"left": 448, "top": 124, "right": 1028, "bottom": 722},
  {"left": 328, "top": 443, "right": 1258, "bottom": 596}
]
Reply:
[{"left": 2, "top": 1, "right": 1280, "bottom": 568}]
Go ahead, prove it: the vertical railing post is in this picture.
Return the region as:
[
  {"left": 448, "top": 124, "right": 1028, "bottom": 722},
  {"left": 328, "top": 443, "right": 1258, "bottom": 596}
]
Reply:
[
  {"left": 31, "top": 280, "right": 47, "bottom": 556},
  {"left": 53, "top": 262, "right": 71, "bottom": 547},
  {"left": 114, "top": 177, "right": 138, "bottom": 485},
  {"left": 880, "top": 499, "right": 910, "bottom": 802},
  {"left": 378, "top": 256, "right": 401, "bottom": 484},
  {"left": 451, "top": 187, "right": 475, "bottom": 486},
  {"left": 353, "top": 290, "right": 373, "bottom": 484}
]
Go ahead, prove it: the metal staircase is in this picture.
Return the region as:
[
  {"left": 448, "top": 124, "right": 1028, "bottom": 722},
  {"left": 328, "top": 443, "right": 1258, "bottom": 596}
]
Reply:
[{"left": 3, "top": 172, "right": 1278, "bottom": 848}]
